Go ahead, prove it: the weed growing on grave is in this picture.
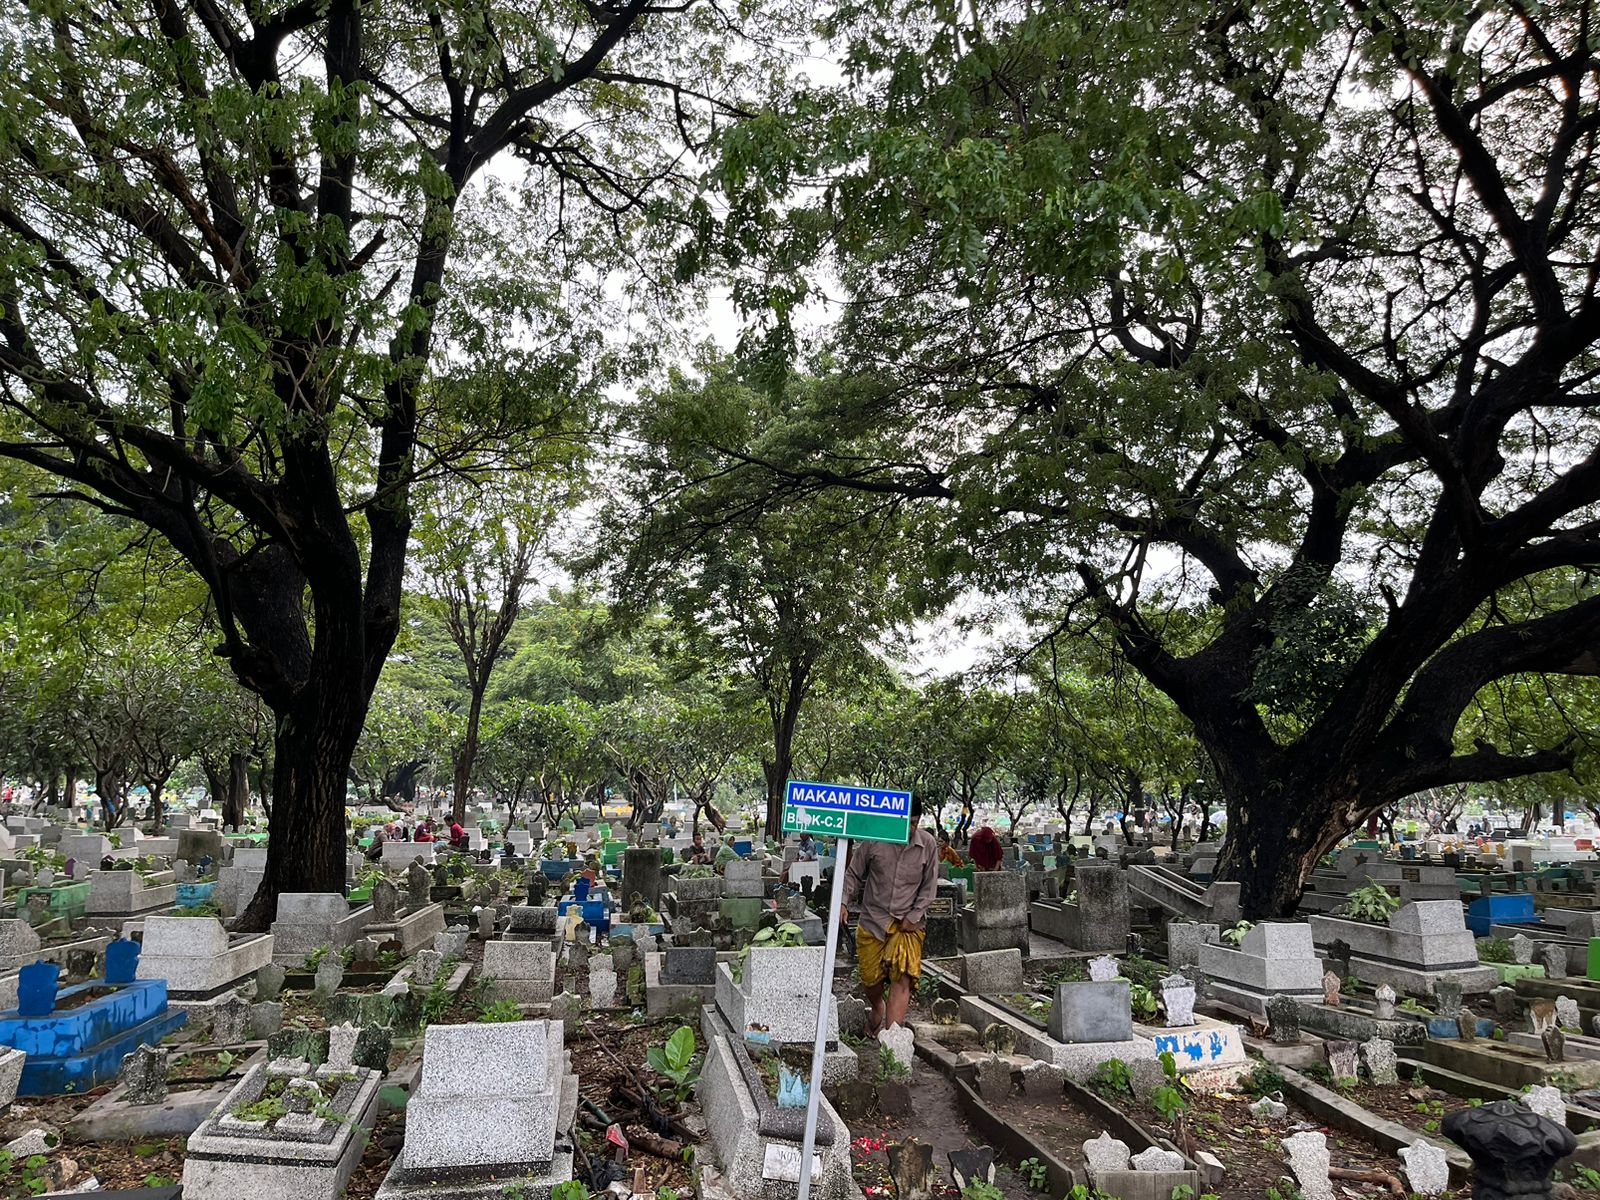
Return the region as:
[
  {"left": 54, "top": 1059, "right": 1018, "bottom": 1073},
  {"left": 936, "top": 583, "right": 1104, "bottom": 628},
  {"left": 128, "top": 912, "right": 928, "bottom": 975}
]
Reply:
[
  {"left": 1479, "top": 936, "right": 1514, "bottom": 964},
  {"left": 143, "top": 1175, "right": 174, "bottom": 1188},
  {"left": 1018, "top": 1156, "right": 1048, "bottom": 1190},
  {"left": 1128, "top": 983, "right": 1159, "bottom": 1022},
  {"left": 0, "top": 1151, "right": 51, "bottom": 1197},
  {"left": 1173, "top": 1188, "right": 1219, "bottom": 1200},
  {"left": 1302, "top": 1060, "right": 1333, "bottom": 1084},
  {"left": 1062, "top": 1186, "right": 1116, "bottom": 1200},
  {"left": 1398, "top": 997, "right": 1431, "bottom": 1015},
  {"left": 647, "top": 1025, "right": 700, "bottom": 1105},
  {"left": 1265, "top": 1186, "right": 1304, "bottom": 1200},
  {"left": 548, "top": 1181, "right": 589, "bottom": 1200},
  {"left": 916, "top": 972, "right": 941, "bottom": 1003},
  {"left": 730, "top": 922, "right": 805, "bottom": 984},
  {"left": 1569, "top": 1164, "right": 1600, "bottom": 1189},
  {"left": 1089, "top": 1057, "right": 1133, "bottom": 1100},
  {"left": 1239, "top": 1061, "right": 1287, "bottom": 1099},
  {"left": 1412, "top": 1098, "right": 1445, "bottom": 1131},
  {"left": 478, "top": 999, "right": 523, "bottom": 1023},
  {"left": 420, "top": 975, "right": 455, "bottom": 1026},
  {"left": 657, "top": 1189, "right": 680, "bottom": 1200},
  {"left": 961, "top": 1182, "right": 1004, "bottom": 1200},
  {"left": 1339, "top": 883, "right": 1400, "bottom": 923},
  {"left": 876, "top": 1042, "right": 910, "bottom": 1083},
  {"left": 303, "top": 945, "right": 333, "bottom": 972},
  {"left": 1151, "top": 1050, "right": 1190, "bottom": 1137},
  {"left": 1221, "top": 921, "right": 1253, "bottom": 947}
]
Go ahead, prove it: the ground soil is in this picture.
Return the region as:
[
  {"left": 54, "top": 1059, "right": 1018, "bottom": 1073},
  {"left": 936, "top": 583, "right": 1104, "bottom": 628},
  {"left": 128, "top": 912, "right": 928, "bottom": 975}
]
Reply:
[{"left": 845, "top": 1053, "right": 1037, "bottom": 1199}]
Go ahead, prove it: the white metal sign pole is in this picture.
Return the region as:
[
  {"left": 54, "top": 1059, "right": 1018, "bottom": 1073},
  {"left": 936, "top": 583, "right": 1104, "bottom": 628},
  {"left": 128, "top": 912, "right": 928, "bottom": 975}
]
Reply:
[{"left": 796, "top": 834, "right": 850, "bottom": 1200}]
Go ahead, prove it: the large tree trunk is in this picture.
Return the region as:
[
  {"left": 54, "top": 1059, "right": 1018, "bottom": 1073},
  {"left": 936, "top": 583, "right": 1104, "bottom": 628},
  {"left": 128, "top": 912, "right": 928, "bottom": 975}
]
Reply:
[
  {"left": 95, "top": 766, "right": 127, "bottom": 830},
  {"left": 1213, "top": 778, "right": 1356, "bottom": 916},
  {"left": 223, "top": 753, "right": 250, "bottom": 830},
  {"left": 451, "top": 690, "right": 484, "bottom": 824},
  {"left": 237, "top": 675, "right": 369, "bottom": 931}
]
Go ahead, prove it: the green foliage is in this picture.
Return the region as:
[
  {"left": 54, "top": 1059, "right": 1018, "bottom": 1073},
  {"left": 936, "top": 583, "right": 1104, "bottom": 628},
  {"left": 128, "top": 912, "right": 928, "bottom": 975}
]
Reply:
[
  {"left": 1239, "top": 1061, "right": 1287, "bottom": 1100},
  {"left": 548, "top": 1183, "right": 591, "bottom": 1200},
  {"left": 876, "top": 1043, "right": 910, "bottom": 1083},
  {"left": 1090, "top": 1058, "right": 1133, "bottom": 1099},
  {"left": 1128, "top": 983, "right": 1159, "bottom": 1022},
  {"left": 477, "top": 999, "right": 524, "bottom": 1024},
  {"left": 647, "top": 1026, "right": 700, "bottom": 1103},
  {"left": 960, "top": 1182, "right": 1004, "bottom": 1200},
  {"left": 1339, "top": 884, "right": 1401, "bottom": 924},
  {"left": 1221, "top": 921, "right": 1253, "bottom": 947},
  {"left": 1480, "top": 937, "right": 1514, "bottom": 964},
  {"left": 1569, "top": 1164, "right": 1600, "bottom": 1189},
  {"left": 1151, "top": 1051, "right": 1188, "bottom": 1124},
  {"left": 1018, "top": 1157, "right": 1048, "bottom": 1190}
]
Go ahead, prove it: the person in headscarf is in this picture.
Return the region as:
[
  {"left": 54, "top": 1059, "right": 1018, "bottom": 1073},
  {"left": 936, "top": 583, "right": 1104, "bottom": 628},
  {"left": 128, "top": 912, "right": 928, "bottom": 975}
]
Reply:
[{"left": 969, "top": 825, "right": 1004, "bottom": 871}]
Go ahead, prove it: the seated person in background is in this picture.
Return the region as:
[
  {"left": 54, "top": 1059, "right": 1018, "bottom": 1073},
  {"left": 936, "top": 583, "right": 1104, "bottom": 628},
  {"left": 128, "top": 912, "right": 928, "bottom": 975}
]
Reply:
[{"left": 937, "top": 828, "right": 964, "bottom": 869}]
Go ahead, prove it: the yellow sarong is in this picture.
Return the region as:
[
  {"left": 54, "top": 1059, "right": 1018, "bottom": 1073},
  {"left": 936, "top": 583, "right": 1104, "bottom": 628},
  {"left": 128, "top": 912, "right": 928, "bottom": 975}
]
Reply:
[{"left": 856, "top": 920, "right": 926, "bottom": 988}]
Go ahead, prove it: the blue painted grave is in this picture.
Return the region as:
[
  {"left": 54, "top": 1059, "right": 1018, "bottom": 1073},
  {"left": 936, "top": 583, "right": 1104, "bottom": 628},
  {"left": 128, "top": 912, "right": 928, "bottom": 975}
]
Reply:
[
  {"left": 1466, "top": 893, "right": 1538, "bottom": 936},
  {"left": 175, "top": 881, "right": 216, "bottom": 906},
  {"left": 0, "top": 940, "right": 186, "bottom": 1095}
]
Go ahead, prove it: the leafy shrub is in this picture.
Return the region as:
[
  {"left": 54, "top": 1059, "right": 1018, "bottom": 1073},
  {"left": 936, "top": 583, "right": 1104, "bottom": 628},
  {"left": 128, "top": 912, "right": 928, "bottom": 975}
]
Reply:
[
  {"left": 1339, "top": 883, "right": 1400, "bottom": 923},
  {"left": 1480, "top": 936, "right": 1514, "bottom": 964},
  {"left": 1239, "top": 1060, "right": 1287, "bottom": 1099},
  {"left": 647, "top": 1025, "right": 700, "bottom": 1103},
  {"left": 477, "top": 999, "right": 523, "bottom": 1023}
]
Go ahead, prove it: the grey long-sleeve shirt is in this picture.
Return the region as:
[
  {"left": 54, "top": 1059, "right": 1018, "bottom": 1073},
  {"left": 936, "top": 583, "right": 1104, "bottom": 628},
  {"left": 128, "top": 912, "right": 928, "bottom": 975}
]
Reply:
[{"left": 841, "top": 827, "right": 940, "bottom": 941}]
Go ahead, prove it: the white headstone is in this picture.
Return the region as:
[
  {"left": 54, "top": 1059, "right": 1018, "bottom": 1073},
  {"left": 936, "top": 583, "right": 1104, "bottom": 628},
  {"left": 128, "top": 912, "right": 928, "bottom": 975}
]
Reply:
[
  {"left": 1557, "top": 996, "right": 1581, "bottom": 1030},
  {"left": 1082, "top": 1132, "right": 1131, "bottom": 1174},
  {"left": 1087, "top": 955, "right": 1119, "bottom": 982},
  {"left": 1284, "top": 1131, "right": 1335, "bottom": 1200},
  {"left": 1524, "top": 1084, "right": 1566, "bottom": 1126},
  {"left": 1399, "top": 1141, "right": 1450, "bottom": 1197}
]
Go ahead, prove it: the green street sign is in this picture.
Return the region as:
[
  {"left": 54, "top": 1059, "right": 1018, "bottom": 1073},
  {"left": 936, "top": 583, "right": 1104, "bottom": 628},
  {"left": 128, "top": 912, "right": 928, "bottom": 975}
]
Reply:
[{"left": 781, "top": 781, "right": 911, "bottom": 845}]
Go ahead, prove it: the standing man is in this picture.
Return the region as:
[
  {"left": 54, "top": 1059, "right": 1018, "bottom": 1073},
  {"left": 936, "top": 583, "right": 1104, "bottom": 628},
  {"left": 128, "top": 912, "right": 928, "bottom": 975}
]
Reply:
[{"left": 840, "top": 794, "right": 939, "bottom": 1036}]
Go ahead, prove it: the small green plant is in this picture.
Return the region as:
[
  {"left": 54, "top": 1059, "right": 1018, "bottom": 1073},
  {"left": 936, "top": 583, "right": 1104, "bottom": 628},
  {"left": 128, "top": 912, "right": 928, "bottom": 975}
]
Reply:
[
  {"left": 232, "top": 1095, "right": 288, "bottom": 1122},
  {"left": 1239, "top": 1060, "right": 1287, "bottom": 1099},
  {"left": 549, "top": 1182, "right": 590, "bottom": 1200},
  {"left": 302, "top": 944, "right": 333, "bottom": 972},
  {"left": 1339, "top": 883, "right": 1401, "bottom": 923},
  {"left": 1221, "top": 920, "right": 1253, "bottom": 947},
  {"left": 1570, "top": 1163, "right": 1600, "bottom": 1189},
  {"left": 916, "top": 972, "right": 941, "bottom": 1003},
  {"left": 1128, "top": 982, "right": 1159, "bottom": 1021},
  {"left": 1265, "top": 1187, "right": 1305, "bottom": 1200},
  {"left": 656, "top": 1189, "right": 680, "bottom": 1200},
  {"left": 1302, "top": 1060, "right": 1333, "bottom": 1084},
  {"left": 1019, "top": 1156, "right": 1048, "bottom": 1190},
  {"left": 1151, "top": 1050, "right": 1188, "bottom": 1124},
  {"left": 1090, "top": 1057, "right": 1133, "bottom": 1098},
  {"left": 731, "top": 922, "right": 807, "bottom": 983},
  {"left": 647, "top": 1025, "right": 700, "bottom": 1103},
  {"left": 1398, "top": 997, "right": 1431, "bottom": 1015},
  {"left": 1479, "top": 936, "right": 1514, "bottom": 964},
  {"left": 143, "top": 1174, "right": 175, "bottom": 1189},
  {"left": 961, "top": 1182, "right": 1005, "bottom": 1200},
  {"left": 477, "top": 999, "right": 523, "bottom": 1023},
  {"left": 877, "top": 1042, "right": 910, "bottom": 1083}
]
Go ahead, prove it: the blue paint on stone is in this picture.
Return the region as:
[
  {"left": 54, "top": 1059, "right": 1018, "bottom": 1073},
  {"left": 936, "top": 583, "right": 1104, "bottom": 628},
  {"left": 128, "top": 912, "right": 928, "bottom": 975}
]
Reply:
[
  {"left": 104, "top": 939, "right": 139, "bottom": 985},
  {"left": 1466, "top": 894, "right": 1538, "bottom": 936},
  {"left": 0, "top": 978, "right": 186, "bottom": 1095},
  {"left": 175, "top": 881, "right": 216, "bottom": 906},
  {"left": 18, "top": 962, "right": 59, "bottom": 1018}
]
